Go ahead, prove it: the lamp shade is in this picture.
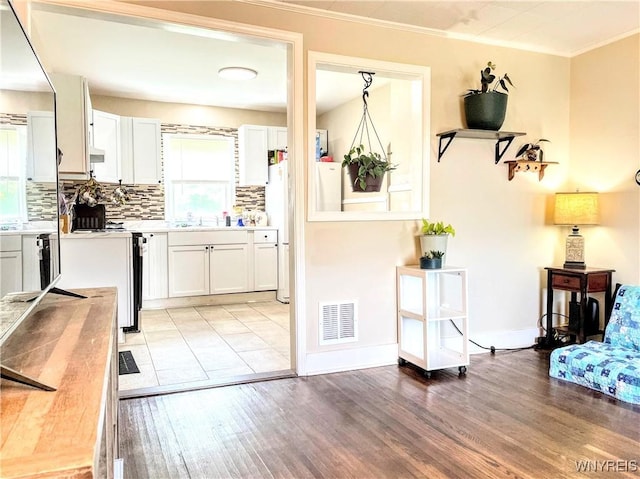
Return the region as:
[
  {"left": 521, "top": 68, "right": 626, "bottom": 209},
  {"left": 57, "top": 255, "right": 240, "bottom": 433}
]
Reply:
[{"left": 554, "top": 192, "right": 599, "bottom": 226}]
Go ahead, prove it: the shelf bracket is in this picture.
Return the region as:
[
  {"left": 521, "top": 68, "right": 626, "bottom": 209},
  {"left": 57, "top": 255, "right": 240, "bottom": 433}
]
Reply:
[
  {"left": 437, "top": 131, "right": 456, "bottom": 162},
  {"left": 494, "top": 136, "right": 515, "bottom": 164}
]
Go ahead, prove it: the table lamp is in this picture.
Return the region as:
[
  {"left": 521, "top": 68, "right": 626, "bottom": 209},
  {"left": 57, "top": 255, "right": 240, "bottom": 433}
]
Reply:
[{"left": 554, "top": 192, "right": 599, "bottom": 269}]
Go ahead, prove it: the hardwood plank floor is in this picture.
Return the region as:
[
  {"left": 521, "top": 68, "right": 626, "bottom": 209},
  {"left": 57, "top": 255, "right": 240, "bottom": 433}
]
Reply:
[{"left": 119, "top": 349, "right": 640, "bottom": 478}]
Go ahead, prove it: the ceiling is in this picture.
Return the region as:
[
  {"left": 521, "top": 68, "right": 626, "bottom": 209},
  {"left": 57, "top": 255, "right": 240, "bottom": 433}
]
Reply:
[{"left": 24, "top": 1, "right": 640, "bottom": 113}]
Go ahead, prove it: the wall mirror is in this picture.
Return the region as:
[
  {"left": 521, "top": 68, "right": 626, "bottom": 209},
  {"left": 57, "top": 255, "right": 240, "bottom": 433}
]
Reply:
[{"left": 307, "top": 51, "right": 430, "bottom": 221}]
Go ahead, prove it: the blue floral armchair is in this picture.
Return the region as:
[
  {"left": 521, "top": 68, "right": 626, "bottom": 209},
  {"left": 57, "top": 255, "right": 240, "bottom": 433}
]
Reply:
[{"left": 549, "top": 285, "right": 640, "bottom": 405}]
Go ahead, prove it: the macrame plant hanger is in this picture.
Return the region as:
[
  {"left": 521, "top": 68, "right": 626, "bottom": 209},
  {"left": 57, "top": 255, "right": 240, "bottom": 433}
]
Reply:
[{"left": 348, "top": 71, "right": 388, "bottom": 161}]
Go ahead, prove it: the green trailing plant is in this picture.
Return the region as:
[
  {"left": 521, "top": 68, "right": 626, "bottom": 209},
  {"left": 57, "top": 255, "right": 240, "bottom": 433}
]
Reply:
[
  {"left": 421, "top": 219, "right": 456, "bottom": 237},
  {"left": 422, "top": 250, "right": 445, "bottom": 259},
  {"left": 515, "top": 138, "right": 550, "bottom": 161},
  {"left": 342, "top": 144, "right": 396, "bottom": 191},
  {"left": 464, "top": 61, "right": 514, "bottom": 97}
]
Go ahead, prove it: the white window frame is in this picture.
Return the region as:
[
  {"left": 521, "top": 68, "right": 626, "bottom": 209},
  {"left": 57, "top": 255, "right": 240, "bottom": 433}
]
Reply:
[
  {"left": 0, "top": 125, "right": 28, "bottom": 224},
  {"left": 162, "top": 132, "right": 235, "bottom": 222}
]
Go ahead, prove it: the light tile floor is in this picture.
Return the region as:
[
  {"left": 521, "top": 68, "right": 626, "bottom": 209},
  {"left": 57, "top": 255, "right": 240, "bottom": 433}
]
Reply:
[{"left": 118, "top": 301, "right": 291, "bottom": 393}]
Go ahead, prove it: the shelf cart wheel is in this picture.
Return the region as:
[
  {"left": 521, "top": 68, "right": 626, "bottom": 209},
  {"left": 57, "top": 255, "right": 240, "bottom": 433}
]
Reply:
[
  {"left": 398, "top": 357, "right": 406, "bottom": 366},
  {"left": 424, "top": 370, "right": 431, "bottom": 379},
  {"left": 458, "top": 366, "right": 467, "bottom": 375}
]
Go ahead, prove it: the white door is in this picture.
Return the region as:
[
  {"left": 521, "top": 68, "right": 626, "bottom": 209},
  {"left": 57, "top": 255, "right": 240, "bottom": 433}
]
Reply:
[
  {"left": 168, "top": 244, "right": 209, "bottom": 297},
  {"left": 142, "top": 232, "right": 168, "bottom": 300},
  {"left": 209, "top": 244, "right": 249, "bottom": 294},
  {"left": 254, "top": 243, "right": 278, "bottom": 291},
  {"left": 0, "top": 251, "right": 22, "bottom": 297}
]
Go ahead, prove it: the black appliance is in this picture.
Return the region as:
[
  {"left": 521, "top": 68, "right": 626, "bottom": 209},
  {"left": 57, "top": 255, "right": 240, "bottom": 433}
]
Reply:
[{"left": 124, "top": 232, "right": 145, "bottom": 333}]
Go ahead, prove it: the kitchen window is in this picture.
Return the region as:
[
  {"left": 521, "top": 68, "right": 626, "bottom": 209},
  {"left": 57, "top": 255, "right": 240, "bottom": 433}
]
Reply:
[
  {"left": 0, "top": 126, "right": 27, "bottom": 224},
  {"left": 163, "top": 133, "right": 235, "bottom": 223}
]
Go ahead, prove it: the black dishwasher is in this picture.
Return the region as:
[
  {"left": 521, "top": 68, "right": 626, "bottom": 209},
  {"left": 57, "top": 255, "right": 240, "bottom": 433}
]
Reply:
[{"left": 123, "top": 232, "right": 145, "bottom": 333}]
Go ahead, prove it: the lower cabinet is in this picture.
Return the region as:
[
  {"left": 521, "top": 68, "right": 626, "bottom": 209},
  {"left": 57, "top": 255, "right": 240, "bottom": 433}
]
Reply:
[
  {"left": 254, "top": 242, "right": 278, "bottom": 291},
  {"left": 168, "top": 243, "right": 249, "bottom": 297},
  {"left": 142, "top": 232, "right": 168, "bottom": 300},
  {"left": 0, "top": 235, "right": 22, "bottom": 298},
  {"left": 21, "top": 234, "right": 41, "bottom": 292}
]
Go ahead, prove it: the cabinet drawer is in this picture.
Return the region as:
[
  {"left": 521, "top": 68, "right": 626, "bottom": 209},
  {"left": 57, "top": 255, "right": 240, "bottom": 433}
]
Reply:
[
  {"left": 253, "top": 230, "right": 277, "bottom": 244},
  {"left": 0, "top": 235, "right": 21, "bottom": 251},
  {"left": 168, "top": 230, "right": 248, "bottom": 246},
  {"left": 587, "top": 273, "right": 609, "bottom": 292},
  {"left": 551, "top": 274, "right": 580, "bottom": 290}
]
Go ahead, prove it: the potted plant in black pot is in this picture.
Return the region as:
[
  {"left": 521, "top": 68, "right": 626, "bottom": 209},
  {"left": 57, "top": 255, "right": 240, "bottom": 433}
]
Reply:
[
  {"left": 420, "top": 250, "right": 445, "bottom": 269},
  {"left": 463, "top": 61, "right": 514, "bottom": 131},
  {"left": 342, "top": 144, "right": 396, "bottom": 192}
]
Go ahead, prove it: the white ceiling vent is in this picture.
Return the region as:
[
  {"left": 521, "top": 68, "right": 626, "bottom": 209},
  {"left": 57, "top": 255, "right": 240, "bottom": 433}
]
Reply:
[{"left": 319, "top": 301, "right": 358, "bottom": 345}]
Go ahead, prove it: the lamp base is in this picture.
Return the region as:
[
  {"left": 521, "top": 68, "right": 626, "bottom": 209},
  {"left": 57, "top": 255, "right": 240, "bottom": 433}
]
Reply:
[{"left": 563, "top": 261, "right": 586, "bottom": 269}]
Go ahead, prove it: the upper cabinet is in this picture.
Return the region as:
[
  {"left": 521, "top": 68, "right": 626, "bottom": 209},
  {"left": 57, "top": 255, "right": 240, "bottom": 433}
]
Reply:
[
  {"left": 268, "top": 126, "right": 287, "bottom": 151},
  {"left": 91, "top": 109, "right": 121, "bottom": 183},
  {"left": 26, "top": 111, "right": 56, "bottom": 182},
  {"left": 238, "top": 124, "right": 268, "bottom": 186},
  {"left": 121, "top": 117, "right": 162, "bottom": 184},
  {"left": 49, "top": 73, "right": 91, "bottom": 179}
]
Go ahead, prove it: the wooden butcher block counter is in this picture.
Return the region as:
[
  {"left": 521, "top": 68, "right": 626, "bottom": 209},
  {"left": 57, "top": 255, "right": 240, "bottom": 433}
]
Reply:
[{"left": 0, "top": 287, "right": 119, "bottom": 479}]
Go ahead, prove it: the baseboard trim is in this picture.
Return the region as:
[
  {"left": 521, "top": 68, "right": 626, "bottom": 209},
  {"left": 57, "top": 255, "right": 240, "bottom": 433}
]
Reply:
[
  {"left": 142, "top": 291, "right": 276, "bottom": 310},
  {"left": 303, "top": 343, "right": 398, "bottom": 376}
]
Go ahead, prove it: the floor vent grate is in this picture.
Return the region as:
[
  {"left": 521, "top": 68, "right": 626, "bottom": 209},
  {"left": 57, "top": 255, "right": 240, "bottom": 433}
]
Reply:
[{"left": 319, "top": 301, "right": 358, "bottom": 345}]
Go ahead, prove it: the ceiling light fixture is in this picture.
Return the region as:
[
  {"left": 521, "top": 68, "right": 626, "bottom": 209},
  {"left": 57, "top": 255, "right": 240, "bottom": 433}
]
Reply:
[{"left": 218, "top": 67, "right": 258, "bottom": 80}]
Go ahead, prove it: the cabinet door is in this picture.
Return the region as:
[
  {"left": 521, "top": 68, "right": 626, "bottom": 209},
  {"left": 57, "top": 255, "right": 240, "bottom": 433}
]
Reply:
[
  {"left": 254, "top": 243, "right": 277, "bottom": 291},
  {"left": 26, "top": 111, "right": 56, "bottom": 182},
  {"left": 268, "top": 127, "right": 287, "bottom": 151},
  {"left": 50, "top": 73, "right": 90, "bottom": 178},
  {"left": 210, "top": 244, "right": 249, "bottom": 294},
  {"left": 132, "top": 118, "right": 162, "bottom": 184},
  {"left": 0, "top": 251, "right": 22, "bottom": 297},
  {"left": 142, "top": 233, "right": 168, "bottom": 300},
  {"left": 168, "top": 245, "right": 209, "bottom": 297},
  {"left": 238, "top": 125, "right": 268, "bottom": 185},
  {"left": 21, "top": 235, "right": 41, "bottom": 292},
  {"left": 91, "top": 110, "right": 121, "bottom": 183}
]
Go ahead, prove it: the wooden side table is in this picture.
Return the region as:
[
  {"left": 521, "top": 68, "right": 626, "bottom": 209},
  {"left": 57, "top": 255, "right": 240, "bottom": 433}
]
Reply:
[{"left": 541, "top": 266, "right": 615, "bottom": 349}]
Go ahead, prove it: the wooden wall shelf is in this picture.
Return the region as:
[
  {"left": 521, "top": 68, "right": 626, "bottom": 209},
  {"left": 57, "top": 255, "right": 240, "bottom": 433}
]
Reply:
[
  {"left": 504, "top": 160, "right": 558, "bottom": 181},
  {"left": 436, "top": 129, "right": 526, "bottom": 164}
]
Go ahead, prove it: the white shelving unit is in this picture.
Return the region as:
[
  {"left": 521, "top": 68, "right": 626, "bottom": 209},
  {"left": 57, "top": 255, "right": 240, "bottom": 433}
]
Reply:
[{"left": 396, "top": 265, "right": 469, "bottom": 377}]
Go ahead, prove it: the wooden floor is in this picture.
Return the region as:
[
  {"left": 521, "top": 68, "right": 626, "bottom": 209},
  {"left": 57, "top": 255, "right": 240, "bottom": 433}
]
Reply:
[{"left": 119, "top": 349, "right": 640, "bottom": 478}]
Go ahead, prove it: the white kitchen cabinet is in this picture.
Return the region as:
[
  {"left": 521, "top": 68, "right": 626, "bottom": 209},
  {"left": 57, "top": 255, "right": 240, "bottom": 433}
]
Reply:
[
  {"left": 168, "top": 245, "right": 209, "bottom": 297},
  {"left": 142, "top": 232, "right": 168, "bottom": 300},
  {"left": 268, "top": 126, "right": 287, "bottom": 151},
  {"left": 121, "top": 117, "right": 162, "bottom": 185},
  {"left": 50, "top": 73, "right": 91, "bottom": 178},
  {"left": 58, "top": 235, "right": 133, "bottom": 329},
  {"left": 91, "top": 110, "right": 121, "bottom": 183},
  {"left": 210, "top": 244, "right": 249, "bottom": 294},
  {"left": 238, "top": 124, "right": 268, "bottom": 185},
  {"left": 0, "top": 235, "right": 22, "bottom": 297},
  {"left": 253, "top": 230, "right": 277, "bottom": 291},
  {"left": 167, "top": 230, "right": 251, "bottom": 298},
  {"left": 26, "top": 111, "right": 56, "bottom": 182},
  {"left": 396, "top": 265, "right": 469, "bottom": 377},
  {"left": 21, "top": 234, "right": 41, "bottom": 292}
]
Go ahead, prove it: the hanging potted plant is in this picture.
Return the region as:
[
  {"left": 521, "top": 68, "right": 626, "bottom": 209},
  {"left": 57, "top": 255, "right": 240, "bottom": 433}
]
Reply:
[
  {"left": 463, "top": 61, "right": 514, "bottom": 131},
  {"left": 419, "top": 219, "right": 455, "bottom": 266},
  {"left": 343, "top": 71, "right": 396, "bottom": 192},
  {"left": 342, "top": 144, "right": 396, "bottom": 192}
]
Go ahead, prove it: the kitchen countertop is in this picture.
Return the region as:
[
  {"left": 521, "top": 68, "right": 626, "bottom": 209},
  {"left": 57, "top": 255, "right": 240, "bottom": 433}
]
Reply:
[{"left": 121, "top": 220, "right": 277, "bottom": 233}]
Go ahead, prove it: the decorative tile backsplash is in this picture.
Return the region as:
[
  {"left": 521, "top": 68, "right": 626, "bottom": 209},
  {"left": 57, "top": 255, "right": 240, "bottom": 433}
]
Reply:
[{"left": 22, "top": 120, "right": 266, "bottom": 222}]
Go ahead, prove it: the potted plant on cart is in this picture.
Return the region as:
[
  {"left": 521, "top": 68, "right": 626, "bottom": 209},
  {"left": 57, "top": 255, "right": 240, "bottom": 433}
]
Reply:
[
  {"left": 419, "top": 219, "right": 455, "bottom": 266},
  {"left": 463, "top": 61, "right": 514, "bottom": 131},
  {"left": 420, "top": 250, "right": 445, "bottom": 269}
]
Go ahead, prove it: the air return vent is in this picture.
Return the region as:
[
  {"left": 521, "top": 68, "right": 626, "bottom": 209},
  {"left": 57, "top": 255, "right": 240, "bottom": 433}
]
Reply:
[{"left": 319, "top": 301, "right": 358, "bottom": 345}]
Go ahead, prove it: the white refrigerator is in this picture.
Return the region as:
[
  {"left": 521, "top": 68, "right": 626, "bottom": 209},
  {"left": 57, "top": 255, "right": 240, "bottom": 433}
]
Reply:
[{"left": 265, "top": 161, "right": 289, "bottom": 303}]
